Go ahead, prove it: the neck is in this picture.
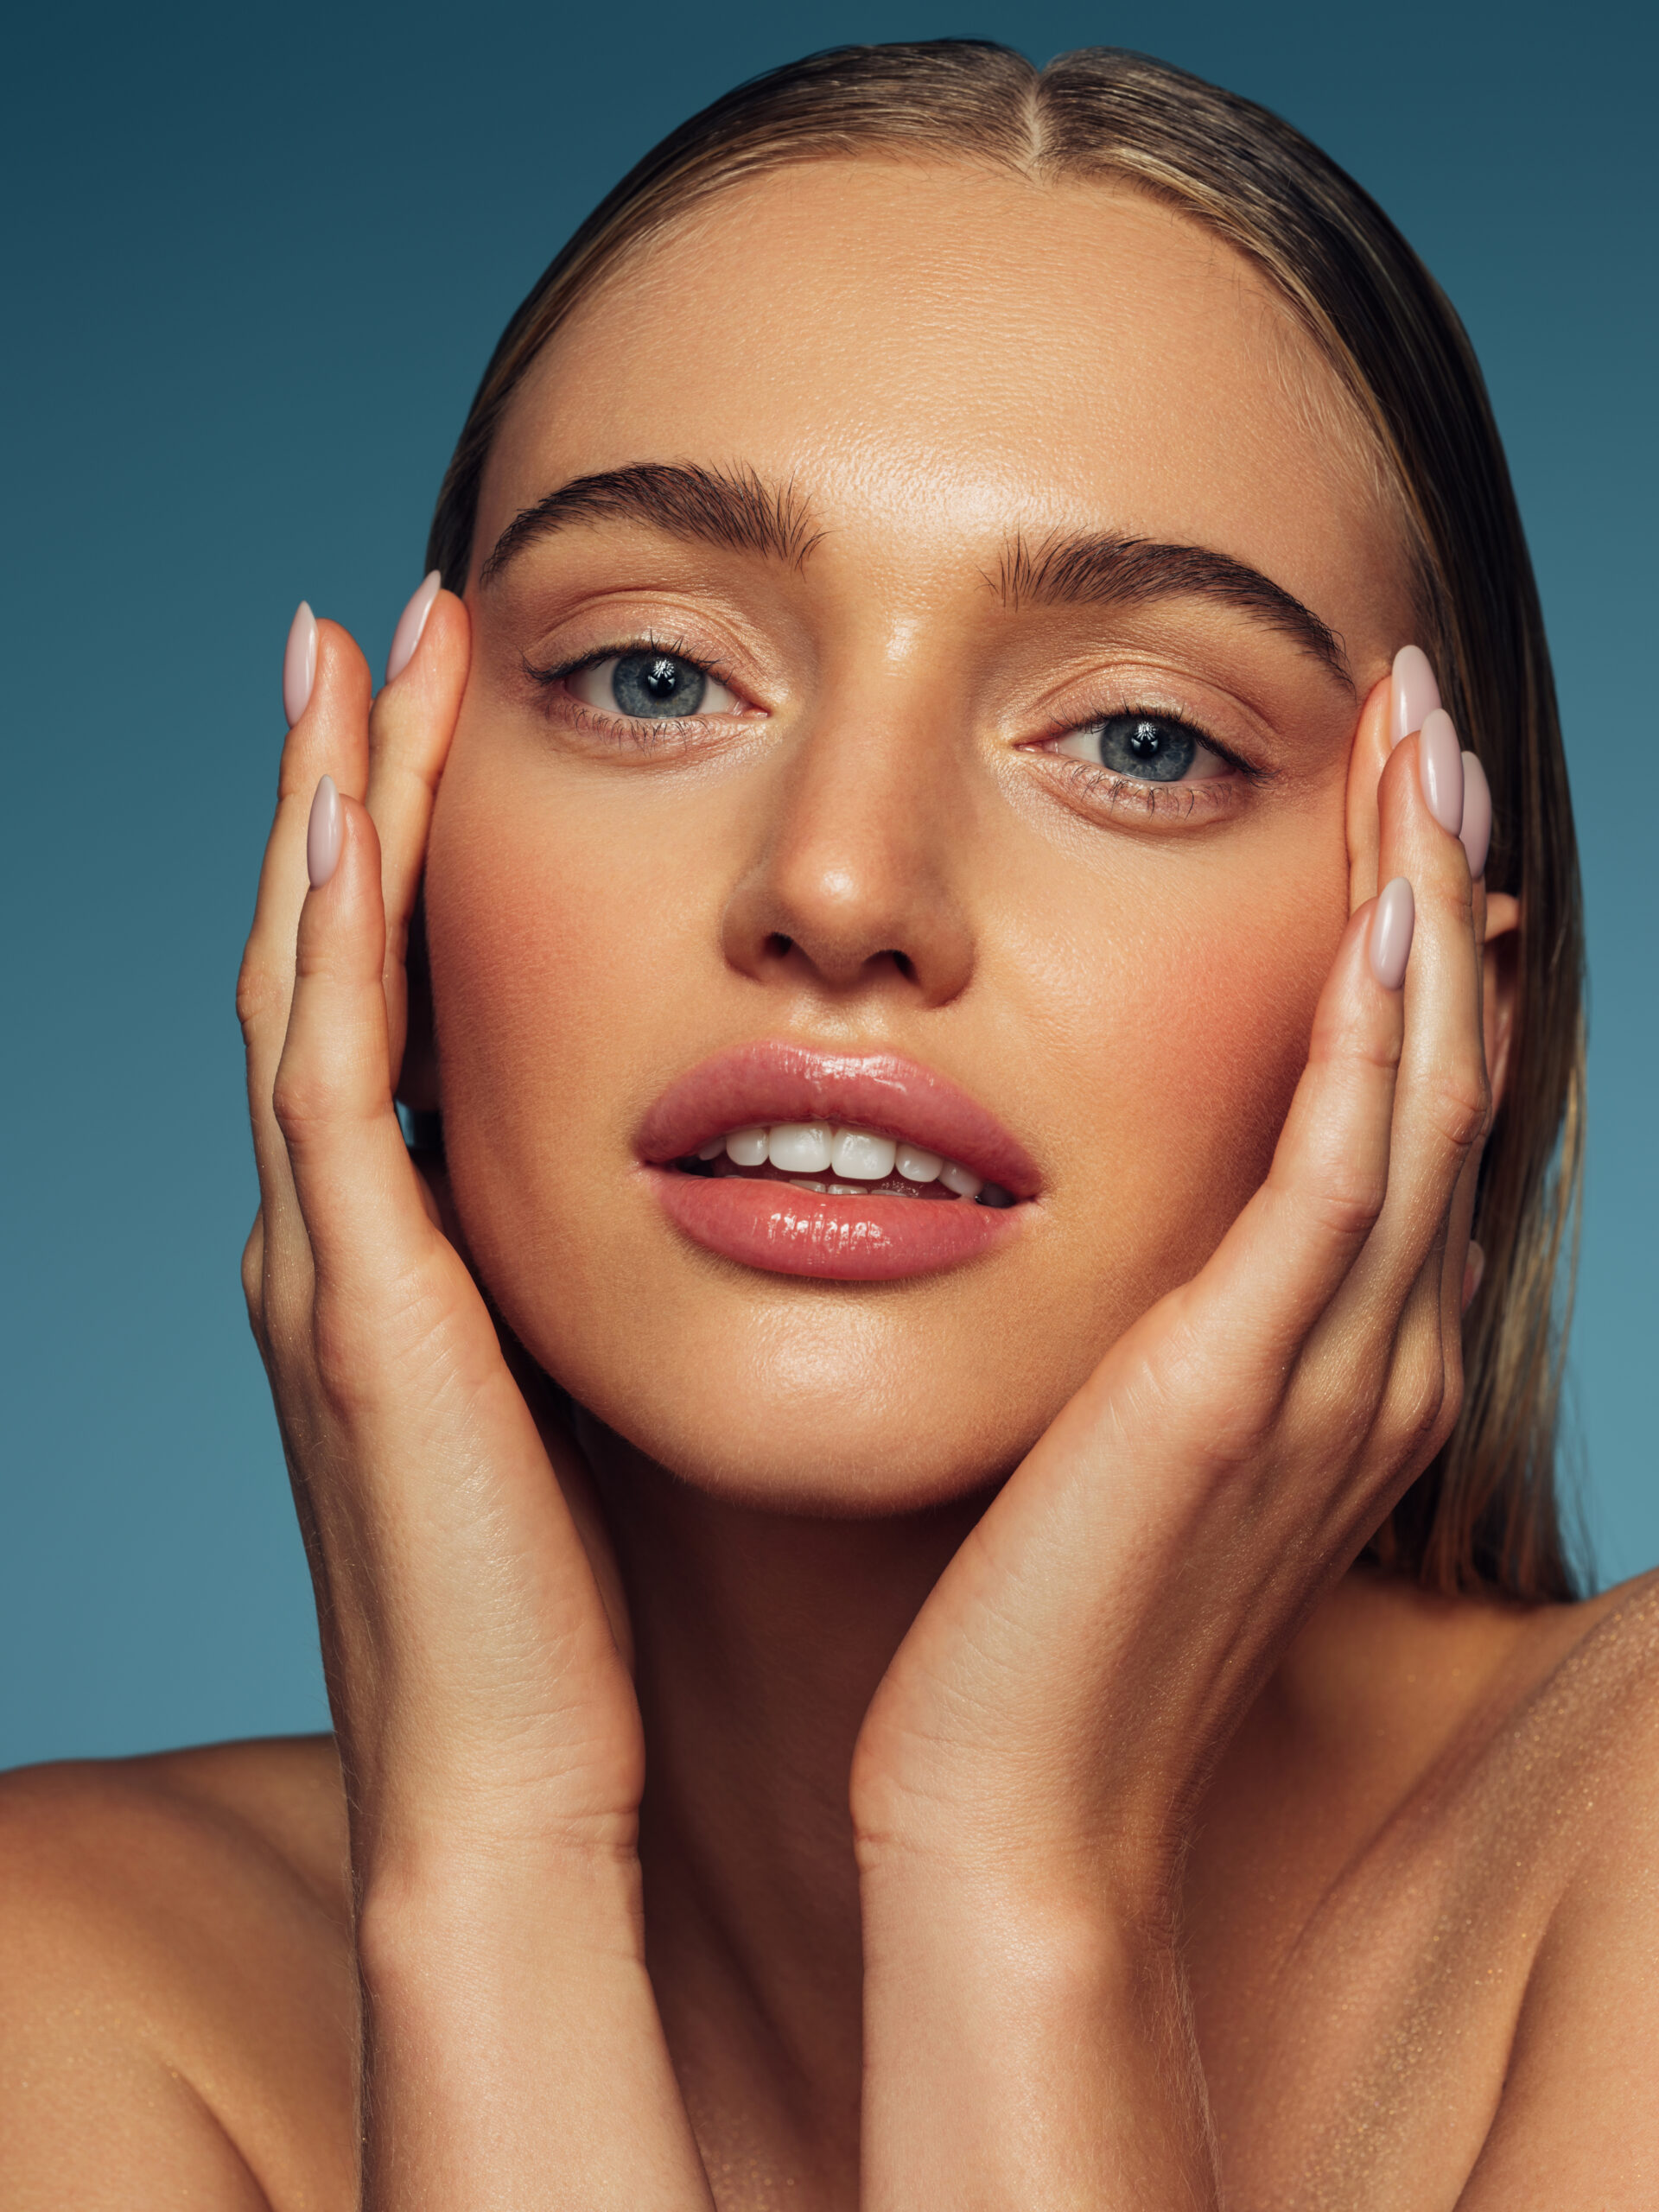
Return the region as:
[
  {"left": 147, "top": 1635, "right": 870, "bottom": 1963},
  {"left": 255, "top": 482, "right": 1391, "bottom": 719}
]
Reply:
[{"left": 588, "top": 1424, "right": 987, "bottom": 2178}]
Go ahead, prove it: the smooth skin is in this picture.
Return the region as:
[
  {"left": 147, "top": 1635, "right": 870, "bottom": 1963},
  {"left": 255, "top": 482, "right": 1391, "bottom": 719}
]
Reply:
[{"left": 3, "top": 162, "right": 1657, "bottom": 2210}]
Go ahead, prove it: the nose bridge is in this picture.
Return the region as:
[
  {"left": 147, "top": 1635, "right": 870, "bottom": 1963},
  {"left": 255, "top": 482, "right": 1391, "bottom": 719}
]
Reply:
[{"left": 721, "top": 668, "right": 976, "bottom": 1003}]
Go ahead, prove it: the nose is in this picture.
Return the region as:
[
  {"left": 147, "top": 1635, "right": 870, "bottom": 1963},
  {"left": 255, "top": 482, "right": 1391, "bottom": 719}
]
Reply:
[{"left": 720, "top": 683, "right": 976, "bottom": 1008}]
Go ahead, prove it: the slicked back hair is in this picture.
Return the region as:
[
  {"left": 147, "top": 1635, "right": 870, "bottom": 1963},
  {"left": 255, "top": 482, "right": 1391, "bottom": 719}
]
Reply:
[{"left": 428, "top": 41, "right": 1586, "bottom": 1603}]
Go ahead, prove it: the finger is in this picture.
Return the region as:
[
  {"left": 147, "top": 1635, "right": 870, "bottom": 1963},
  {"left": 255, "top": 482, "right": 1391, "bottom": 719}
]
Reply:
[
  {"left": 1344, "top": 669, "right": 1394, "bottom": 913},
  {"left": 1350, "top": 712, "right": 1488, "bottom": 1314},
  {"left": 272, "top": 786, "right": 441, "bottom": 1298},
  {"left": 1341, "top": 653, "right": 1489, "bottom": 1418},
  {"left": 238, "top": 613, "right": 374, "bottom": 1247},
  {"left": 364, "top": 581, "right": 470, "bottom": 1077},
  {"left": 1310, "top": 709, "right": 1489, "bottom": 1476}
]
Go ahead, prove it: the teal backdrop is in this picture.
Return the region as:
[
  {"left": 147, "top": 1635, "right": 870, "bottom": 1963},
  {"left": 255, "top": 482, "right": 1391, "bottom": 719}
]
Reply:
[{"left": 3, "top": 0, "right": 1653, "bottom": 1765}]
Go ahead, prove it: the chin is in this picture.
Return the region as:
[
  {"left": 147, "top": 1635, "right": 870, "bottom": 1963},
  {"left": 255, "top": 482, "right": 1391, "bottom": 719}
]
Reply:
[
  {"left": 471, "top": 1205, "right": 1077, "bottom": 1516},
  {"left": 552, "top": 1285, "right": 1075, "bottom": 1517}
]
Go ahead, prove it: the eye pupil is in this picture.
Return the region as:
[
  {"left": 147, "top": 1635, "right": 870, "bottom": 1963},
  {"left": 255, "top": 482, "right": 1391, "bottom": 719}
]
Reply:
[
  {"left": 644, "top": 658, "right": 679, "bottom": 699},
  {"left": 1127, "top": 721, "right": 1163, "bottom": 761}
]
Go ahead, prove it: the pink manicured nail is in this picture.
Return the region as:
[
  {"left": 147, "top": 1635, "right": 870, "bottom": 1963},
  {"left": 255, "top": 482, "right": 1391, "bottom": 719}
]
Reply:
[
  {"left": 308, "top": 774, "right": 341, "bottom": 888},
  {"left": 1462, "top": 1239, "right": 1486, "bottom": 1315},
  {"left": 283, "top": 601, "right": 318, "bottom": 727},
  {"left": 1459, "top": 752, "right": 1492, "bottom": 879},
  {"left": 1370, "top": 876, "right": 1415, "bottom": 989},
  {"left": 1389, "top": 645, "right": 1440, "bottom": 749},
  {"left": 385, "top": 570, "right": 442, "bottom": 684},
  {"left": 1419, "top": 709, "right": 1465, "bottom": 835}
]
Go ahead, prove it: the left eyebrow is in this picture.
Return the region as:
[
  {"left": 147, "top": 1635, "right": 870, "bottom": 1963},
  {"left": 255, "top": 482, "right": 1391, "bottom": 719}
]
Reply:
[
  {"left": 480, "top": 461, "right": 822, "bottom": 588},
  {"left": 996, "top": 531, "right": 1352, "bottom": 690}
]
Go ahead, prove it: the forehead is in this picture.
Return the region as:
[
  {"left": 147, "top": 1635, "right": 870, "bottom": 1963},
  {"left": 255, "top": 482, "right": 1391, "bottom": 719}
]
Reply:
[{"left": 480, "top": 161, "right": 1406, "bottom": 640}]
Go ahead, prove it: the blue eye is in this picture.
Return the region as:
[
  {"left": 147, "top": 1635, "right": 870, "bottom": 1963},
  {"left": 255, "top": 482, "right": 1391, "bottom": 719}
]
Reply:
[
  {"left": 569, "top": 650, "right": 739, "bottom": 720},
  {"left": 1053, "top": 713, "right": 1227, "bottom": 783}
]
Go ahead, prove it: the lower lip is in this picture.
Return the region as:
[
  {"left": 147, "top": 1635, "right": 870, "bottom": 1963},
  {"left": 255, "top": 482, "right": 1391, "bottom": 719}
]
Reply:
[{"left": 647, "top": 1168, "right": 1022, "bottom": 1281}]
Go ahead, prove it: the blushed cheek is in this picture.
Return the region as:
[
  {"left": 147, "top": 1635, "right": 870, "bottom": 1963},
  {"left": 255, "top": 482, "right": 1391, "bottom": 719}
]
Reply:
[
  {"left": 1171, "top": 881, "right": 1346, "bottom": 1222},
  {"left": 425, "top": 794, "right": 676, "bottom": 1167},
  {"left": 1057, "top": 861, "right": 1347, "bottom": 1313}
]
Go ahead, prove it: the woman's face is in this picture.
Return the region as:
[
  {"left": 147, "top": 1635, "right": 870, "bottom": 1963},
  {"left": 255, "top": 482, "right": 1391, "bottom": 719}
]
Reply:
[{"left": 423, "top": 161, "right": 1415, "bottom": 1511}]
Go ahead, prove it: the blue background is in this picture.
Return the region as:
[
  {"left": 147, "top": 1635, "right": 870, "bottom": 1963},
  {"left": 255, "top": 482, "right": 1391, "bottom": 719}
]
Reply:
[{"left": 3, "top": 0, "right": 1652, "bottom": 1766}]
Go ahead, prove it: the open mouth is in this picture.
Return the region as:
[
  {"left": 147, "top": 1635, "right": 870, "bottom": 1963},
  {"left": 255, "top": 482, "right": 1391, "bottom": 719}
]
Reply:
[
  {"left": 671, "top": 1122, "right": 1017, "bottom": 1208},
  {"left": 639, "top": 1046, "right": 1036, "bottom": 1281}
]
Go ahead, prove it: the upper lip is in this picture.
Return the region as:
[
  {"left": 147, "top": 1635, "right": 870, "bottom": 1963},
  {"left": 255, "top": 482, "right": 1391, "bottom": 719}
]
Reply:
[{"left": 635, "top": 1040, "right": 1042, "bottom": 1199}]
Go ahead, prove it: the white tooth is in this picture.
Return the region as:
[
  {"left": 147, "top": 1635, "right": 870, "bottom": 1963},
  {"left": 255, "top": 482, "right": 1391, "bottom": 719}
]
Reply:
[
  {"left": 725, "top": 1127, "right": 769, "bottom": 1166},
  {"left": 768, "top": 1122, "right": 832, "bottom": 1173},
  {"left": 796, "top": 1179, "right": 827, "bottom": 1193},
  {"left": 829, "top": 1182, "right": 865, "bottom": 1195},
  {"left": 896, "top": 1144, "right": 943, "bottom": 1183},
  {"left": 830, "top": 1128, "right": 897, "bottom": 1180},
  {"left": 939, "top": 1159, "right": 983, "bottom": 1198},
  {"left": 696, "top": 1136, "right": 725, "bottom": 1160}
]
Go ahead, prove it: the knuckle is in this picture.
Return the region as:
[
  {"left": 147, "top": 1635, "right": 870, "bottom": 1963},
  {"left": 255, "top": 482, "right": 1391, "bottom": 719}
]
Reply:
[
  {"left": 1421, "top": 866, "right": 1477, "bottom": 938},
  {"left": 270, "top": 1061, "right": 336, "bottom": 1148},
  {"left": 309, "top": 1307, "right": 368, "bottom": 1408},
  {"left": 240, "top": 1222, "right": 266, "bottom": 1325},
  {"left": 1423, "top": 1062, "right": 1491, "bottom": 1155},
  {"left": 1306, "top": 1171, "right": 1387, "bottom": 1243},
  {"left": 236, "top": 953, "right": 286, "bottom": 1043},
  {"left": 1386, "top": 1342, "right": 1449, "bottom": 1458}
]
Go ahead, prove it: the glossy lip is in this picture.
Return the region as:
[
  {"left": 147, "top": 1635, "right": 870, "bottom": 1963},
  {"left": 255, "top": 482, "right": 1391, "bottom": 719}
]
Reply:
[
  {"left": 636, "top": 1040, "right": 1042, "bottom": 1197},
  {"left": 636, "top": 1041, "right": 1041, "bottom": 1284},
  {"left": 648, "top": 1171, "right": 1020, "bottom": 1281}
]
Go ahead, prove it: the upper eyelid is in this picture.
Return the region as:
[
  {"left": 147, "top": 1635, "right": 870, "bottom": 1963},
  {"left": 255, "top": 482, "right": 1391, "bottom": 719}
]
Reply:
[{"left": 524, "top": 638, "right": 750, "bottom": 701}]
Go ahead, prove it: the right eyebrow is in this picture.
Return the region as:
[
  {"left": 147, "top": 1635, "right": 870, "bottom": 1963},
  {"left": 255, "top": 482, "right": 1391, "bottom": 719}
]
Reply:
[{"left": 479, "top": 462, "right": 823, "bottom": 587}]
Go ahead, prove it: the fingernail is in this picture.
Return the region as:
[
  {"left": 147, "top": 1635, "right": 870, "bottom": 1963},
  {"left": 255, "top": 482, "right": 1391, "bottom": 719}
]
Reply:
[
  {"left": 1459, "top": 751, "right": 1492, "bottom": 880},
  {"left": 308, "top": 774, "right": 341, "bottom": 888},
  {"left": 1370, "top": 876, "right": 1415, "bottom": 989},
  {"left": 1462, "top": 1239, "right": 1485, "bottom": 1315},
  {"left": 283, "top": 601, "right": 318, "bottom": 727},
  {"left": 1419, "top": 708, "right": 1465, "bottom": 835},
  {"left": 1389, "top": 645, "right": 1440, "bottom": 749},
  {"left": 385, "top": 570, "right": 442, "bottom": 685}
]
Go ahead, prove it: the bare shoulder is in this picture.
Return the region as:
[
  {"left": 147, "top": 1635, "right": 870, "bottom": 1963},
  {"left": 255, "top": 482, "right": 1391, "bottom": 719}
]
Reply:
[
  {"left": 1336, "top": 1564, "right": 1659, "bottom": 1893},
  {"left": 1198, "top": 1572, "right": 1659, "bottom": 2205},
  {"left": 1452, "top": 1571, "right": 1659, "bottom": 2204},
  {"left": 1487, "top": 1566, "right": 1659, "bottom": 1825},
  {"left": 0, "top": 1736, "right": 355, "bottom": 2210}
]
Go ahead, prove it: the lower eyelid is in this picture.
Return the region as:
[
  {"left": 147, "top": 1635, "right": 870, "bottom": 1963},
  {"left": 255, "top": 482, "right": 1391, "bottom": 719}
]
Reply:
[{"left": 1031, "top": 751, "right": 1247, "bottom": 823}]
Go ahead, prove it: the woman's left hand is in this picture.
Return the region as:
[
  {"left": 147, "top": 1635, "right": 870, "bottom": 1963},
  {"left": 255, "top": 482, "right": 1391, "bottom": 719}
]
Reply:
[{"left": 853, "top": 670, "right": 1507, "bottom": 2208}]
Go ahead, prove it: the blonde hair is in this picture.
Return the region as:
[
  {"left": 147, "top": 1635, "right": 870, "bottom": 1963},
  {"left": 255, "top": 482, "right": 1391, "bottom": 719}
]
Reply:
[{"left": 429, "top": 41, "right": 1586, "bottom": 1601}]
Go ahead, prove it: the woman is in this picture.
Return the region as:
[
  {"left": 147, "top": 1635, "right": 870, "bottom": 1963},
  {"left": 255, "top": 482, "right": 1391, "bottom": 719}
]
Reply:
[{"left": 3, "top": 38, "right": 1652, "bottom": 2209}]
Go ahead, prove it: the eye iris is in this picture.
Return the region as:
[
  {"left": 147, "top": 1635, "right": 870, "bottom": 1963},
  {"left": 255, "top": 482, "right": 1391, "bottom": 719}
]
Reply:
[
  {"left": 1096, "top": 715, "right": 1196, "bottom": 782},
  {"left": 611, "top": 651, "right": 707, "bottom": 718}
]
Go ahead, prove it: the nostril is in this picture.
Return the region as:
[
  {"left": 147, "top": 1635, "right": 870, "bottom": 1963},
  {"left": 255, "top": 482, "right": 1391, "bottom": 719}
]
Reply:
[
  {"left": 766, "top": 932, "right": 794, "bottom": 960},
  {"left": 885, "top": 950, "right": 915, "bottom": 981}
]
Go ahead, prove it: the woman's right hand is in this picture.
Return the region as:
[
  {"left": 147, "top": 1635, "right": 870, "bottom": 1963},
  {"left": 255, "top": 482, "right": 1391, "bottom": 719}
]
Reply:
[{"left": 237, "top": 591, "right": 712, "bottom": 2208}]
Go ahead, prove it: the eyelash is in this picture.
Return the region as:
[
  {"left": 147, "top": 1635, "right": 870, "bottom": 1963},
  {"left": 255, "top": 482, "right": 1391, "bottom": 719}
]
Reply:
[
  {"left": 522, "top": 636, "right": 747, "bottom": 744},
  {"left": 1027, "top": 709, "right": 1259, "bottom": 819},
  {"left": 524, "top": 641, "right": 1262, "bottom": 822}
]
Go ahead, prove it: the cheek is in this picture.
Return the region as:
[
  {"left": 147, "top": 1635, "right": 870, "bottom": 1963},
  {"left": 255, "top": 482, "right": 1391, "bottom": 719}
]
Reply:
[
  {"left": 424, "top": 753, "right": 691, "bottom": 1148},
  {"left": 1025, "top": 836, "right": 1348, "bottom": 1311}
]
